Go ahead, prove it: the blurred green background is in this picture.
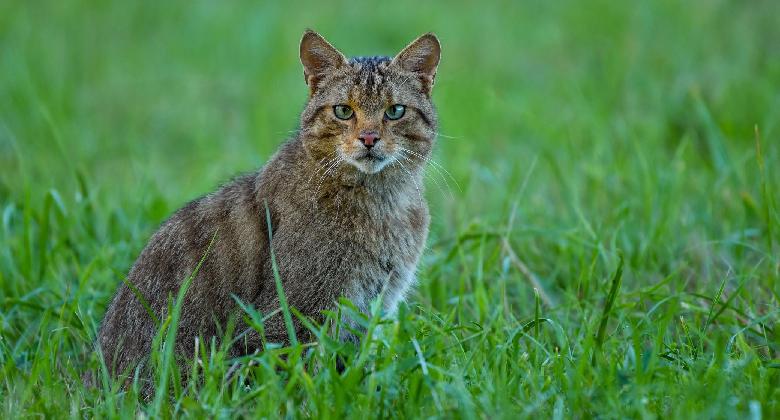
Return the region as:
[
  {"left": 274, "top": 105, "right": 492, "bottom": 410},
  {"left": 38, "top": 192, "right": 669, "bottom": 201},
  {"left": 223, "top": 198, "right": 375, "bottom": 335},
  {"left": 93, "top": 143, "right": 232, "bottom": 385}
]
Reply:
[
  {"left": 3, "top": 0, "right": 777, "bottom": 232},
  {"left": 1, "top": 0, "right": 778, "bottom": 417}
]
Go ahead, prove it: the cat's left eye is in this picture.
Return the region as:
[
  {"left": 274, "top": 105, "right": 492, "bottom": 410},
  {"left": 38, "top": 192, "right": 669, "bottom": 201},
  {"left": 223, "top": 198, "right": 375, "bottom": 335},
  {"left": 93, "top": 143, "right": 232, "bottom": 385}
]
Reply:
[{"left": 385, "top": 104, "right": 406, "bottom": 120}]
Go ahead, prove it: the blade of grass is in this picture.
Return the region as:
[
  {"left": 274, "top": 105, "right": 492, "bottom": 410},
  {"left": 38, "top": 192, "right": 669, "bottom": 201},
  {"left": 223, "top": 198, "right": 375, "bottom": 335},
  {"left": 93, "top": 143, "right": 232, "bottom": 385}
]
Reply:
[
  {"left": 119, "top": 272, "right": 160, "bottom": 328},
  {"left": 150, "top": 228, "right": 219, "bottom": 415},
  {"left": 502, "top": 238, "right": 555, "bottom": 307},
  {"left": 754, "top": 125, "right": 774, "bottom": 254},
  {"left": 264, "top": 200, "right": 298, "bottom": 346},
  {"left": 702, "top": 273, "right": 728, "bottom": 339},
  {"left": 593, "top": 253, "right": 624, "bottom": 365}
]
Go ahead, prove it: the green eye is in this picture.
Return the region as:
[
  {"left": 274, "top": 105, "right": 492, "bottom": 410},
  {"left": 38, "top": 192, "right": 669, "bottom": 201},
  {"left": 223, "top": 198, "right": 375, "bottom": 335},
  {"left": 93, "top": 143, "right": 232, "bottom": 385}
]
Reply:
[
  {"left": 333, "top": 105, "right": 354, "bottom": 120},
  {"left": 385, "top": 104, "right": 406, "bottom": 120}
]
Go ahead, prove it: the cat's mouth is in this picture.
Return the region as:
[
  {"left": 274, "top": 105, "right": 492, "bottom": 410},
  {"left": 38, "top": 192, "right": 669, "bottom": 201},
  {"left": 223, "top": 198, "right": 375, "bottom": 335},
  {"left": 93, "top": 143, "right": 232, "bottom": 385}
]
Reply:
[
  {"left": 359, "top": 152, "right": 386, "bottom": 162},
  {"left": 346, "top": 150, "right": 391, "bottom": 174}
]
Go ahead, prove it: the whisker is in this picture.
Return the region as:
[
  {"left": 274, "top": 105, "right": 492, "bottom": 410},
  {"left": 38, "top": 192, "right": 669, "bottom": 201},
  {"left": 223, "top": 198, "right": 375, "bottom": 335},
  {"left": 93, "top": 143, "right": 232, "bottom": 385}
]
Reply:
[
  {"left": 396, "top": 149, "right": 451, "bottom": 200},
  {"left": 398, "top": 146, "right": 461, "bottom": 193},
  {"left": 315, "top": 156, "right": 343, "bottom": 193},
  {"left": 385, "top": 125, "right": 459, "bottom": 198},
  {"left": 391, "top": 155, "right": 424, "bottom": 208},
  {"left": 307, "top": 154, "right": 338, "bottom": 185},
  {"left": 434, "top": 131, "right": 459, "bottom": 140},
  {"left": 308, "top": 154, "right": 344, "bottom": 210}
]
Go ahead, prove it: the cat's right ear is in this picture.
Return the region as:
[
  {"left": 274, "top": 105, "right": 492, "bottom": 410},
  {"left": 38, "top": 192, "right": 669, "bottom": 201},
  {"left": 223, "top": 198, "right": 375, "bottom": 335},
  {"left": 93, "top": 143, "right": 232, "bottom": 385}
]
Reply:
[{"left": 300, "top": 30, "right": 348, "bottom": 95}]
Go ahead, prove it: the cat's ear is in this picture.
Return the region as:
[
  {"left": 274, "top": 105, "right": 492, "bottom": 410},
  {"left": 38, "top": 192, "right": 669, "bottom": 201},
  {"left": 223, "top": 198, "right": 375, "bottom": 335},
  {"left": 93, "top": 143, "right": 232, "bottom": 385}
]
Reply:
[
  {"left": 300, "top": 30, "right": 348, "bottom": 94},
  {"left": 391, "top": 33, "right": 441, "bottom": 94}
]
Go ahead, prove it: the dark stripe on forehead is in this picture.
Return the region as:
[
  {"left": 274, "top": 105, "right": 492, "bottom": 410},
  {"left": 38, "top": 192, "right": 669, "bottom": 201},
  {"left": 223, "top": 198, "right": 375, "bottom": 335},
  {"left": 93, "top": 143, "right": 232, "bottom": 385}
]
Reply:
[
  {"left": 343, "top": 56, "right": 389, "bottom": 110},
  {"left": 351, "top": 56, "right": 390, "bottom": 93},
  {"left": 349, "top": 55, "right": 391, "bottom": 69}
]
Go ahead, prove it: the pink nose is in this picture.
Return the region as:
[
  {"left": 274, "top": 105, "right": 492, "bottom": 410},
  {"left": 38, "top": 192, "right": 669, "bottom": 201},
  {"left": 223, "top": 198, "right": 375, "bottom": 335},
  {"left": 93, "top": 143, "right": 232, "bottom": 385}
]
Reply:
[{"left": 359, "top": 131, "right": 380, "bottom": 148}]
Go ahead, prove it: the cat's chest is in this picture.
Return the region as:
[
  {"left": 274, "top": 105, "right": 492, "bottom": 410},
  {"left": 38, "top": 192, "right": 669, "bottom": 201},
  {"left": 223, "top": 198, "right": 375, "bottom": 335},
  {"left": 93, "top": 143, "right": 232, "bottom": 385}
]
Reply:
[
  {"left": 272, "top": 195, "right": 428, "bottom": 311},
  {"left": 285, "top": 200, "right": 424, "bottom": 264}
]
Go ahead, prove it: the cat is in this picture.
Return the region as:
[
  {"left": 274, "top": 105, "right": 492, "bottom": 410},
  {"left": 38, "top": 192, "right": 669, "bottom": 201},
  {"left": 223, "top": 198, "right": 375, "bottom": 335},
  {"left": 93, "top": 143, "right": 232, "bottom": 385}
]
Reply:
[{"left": 91, "top": 30, "right": 441, "bottom": 390}]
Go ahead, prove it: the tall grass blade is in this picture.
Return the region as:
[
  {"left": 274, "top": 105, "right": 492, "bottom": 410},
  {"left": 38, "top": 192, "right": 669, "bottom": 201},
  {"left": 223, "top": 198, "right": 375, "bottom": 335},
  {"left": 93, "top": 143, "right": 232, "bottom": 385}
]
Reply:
[
  {"left": 150, "top": 229, "right": 219, "bottom": 415},
  {"left": 593, "top": 253, "right": 624, "bottom": 365},
  {"left": 264, "top": 200, "right": 298, "bottom": 346}
]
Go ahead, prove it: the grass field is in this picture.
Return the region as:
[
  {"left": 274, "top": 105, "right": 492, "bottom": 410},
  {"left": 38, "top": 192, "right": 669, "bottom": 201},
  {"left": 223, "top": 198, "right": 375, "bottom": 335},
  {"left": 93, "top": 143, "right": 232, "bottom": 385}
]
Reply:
[{"left": 1, "top": 0, "right": 779, "bottom": 417}]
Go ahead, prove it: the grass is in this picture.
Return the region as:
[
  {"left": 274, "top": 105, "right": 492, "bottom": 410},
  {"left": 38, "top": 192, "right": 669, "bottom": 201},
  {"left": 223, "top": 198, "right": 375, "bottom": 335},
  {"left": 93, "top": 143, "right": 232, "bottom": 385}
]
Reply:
[{"left": 1, "top": 0, "right": 779, "bottom": 417}]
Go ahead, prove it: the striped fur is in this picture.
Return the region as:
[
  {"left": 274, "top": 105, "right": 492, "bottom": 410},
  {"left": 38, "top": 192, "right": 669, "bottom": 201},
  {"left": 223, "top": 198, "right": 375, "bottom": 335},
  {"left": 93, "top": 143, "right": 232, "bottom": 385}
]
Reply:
[{"left": 91, "top": 30, "right": 441, "bottom": 392}]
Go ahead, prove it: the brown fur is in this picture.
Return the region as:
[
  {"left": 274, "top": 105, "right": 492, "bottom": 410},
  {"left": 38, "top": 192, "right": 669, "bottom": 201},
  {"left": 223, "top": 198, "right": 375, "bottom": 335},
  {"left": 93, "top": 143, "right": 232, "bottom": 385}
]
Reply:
[{"left": 91, "top": 30, "right": 441, "bottom": 390}]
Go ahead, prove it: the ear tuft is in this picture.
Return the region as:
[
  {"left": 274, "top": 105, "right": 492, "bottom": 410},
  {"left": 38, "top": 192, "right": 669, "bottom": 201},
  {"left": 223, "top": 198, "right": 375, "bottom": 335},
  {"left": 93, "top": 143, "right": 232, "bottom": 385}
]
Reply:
[
  {"left": 392, "top": 33, "right": 441, "bottom": 94},
  {"left": 300, "top": 30, "right": 348, "bottom": 94}
]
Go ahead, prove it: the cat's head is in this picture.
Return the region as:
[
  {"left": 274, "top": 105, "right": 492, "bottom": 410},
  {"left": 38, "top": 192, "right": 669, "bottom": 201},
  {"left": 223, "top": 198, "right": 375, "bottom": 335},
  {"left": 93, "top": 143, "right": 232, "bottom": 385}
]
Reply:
[{"left": 298, "top": 30, "right": 440, "bottom": 175}]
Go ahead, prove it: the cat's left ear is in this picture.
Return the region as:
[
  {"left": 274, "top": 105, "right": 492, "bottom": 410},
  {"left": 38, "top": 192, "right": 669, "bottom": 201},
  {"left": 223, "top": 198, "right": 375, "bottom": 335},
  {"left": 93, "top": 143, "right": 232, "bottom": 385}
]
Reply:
[
  {"left": 300, "top": 30, "right": 349, "bottom": 95},
  {"left": 391, "top": 33, "right": 441, "bottom": 95}
]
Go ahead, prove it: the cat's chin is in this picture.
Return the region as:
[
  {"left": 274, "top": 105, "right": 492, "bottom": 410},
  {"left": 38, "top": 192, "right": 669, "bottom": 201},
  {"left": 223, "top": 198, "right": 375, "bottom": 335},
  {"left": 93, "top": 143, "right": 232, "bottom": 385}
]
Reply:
[{"left": 347, "top": 155, "right": 391, "bottom": 174}]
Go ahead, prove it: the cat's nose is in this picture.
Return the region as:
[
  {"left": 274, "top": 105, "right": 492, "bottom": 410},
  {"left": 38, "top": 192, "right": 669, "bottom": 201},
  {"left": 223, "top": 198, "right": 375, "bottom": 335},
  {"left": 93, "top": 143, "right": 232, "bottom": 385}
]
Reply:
[{"left": 359, "top": 131, "right": 380, "bottom": 148}]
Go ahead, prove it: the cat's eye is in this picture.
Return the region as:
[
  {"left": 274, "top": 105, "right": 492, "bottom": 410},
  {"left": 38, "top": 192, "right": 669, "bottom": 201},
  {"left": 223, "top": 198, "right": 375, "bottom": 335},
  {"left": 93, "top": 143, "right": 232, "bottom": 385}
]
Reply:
[
  {"left": 333, "top": 105, "right": 354, "bottom": 120},
  {"left": 385, "top": 104, "right": 406, "bottom": 120}
]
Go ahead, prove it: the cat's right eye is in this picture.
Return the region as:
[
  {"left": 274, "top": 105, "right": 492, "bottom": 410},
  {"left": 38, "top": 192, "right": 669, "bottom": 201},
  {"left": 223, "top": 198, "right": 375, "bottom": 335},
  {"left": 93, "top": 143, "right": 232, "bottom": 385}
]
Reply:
[{"left": 333, "top": 105, "right": 354, "bottom": 120}]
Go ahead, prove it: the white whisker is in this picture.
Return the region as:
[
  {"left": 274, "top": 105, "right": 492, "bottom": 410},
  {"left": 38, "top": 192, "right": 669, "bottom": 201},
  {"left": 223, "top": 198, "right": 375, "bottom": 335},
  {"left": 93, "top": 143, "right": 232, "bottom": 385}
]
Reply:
[
  {"left": 315, "top": 155, "right": 343, "bottom": 196},
  {"left": 398, "top": 146, "right": 461, "bottom": 193},
  {"left": 390, "top": 156, "right": 424, "bottom": 208},
  {"left": 307, "top": 153, "right": 339, "bottom": 185},
  {"left": 307, "top": 153, "right": 344, "bottom": 210},
  {"left": 436, "top": 133, "right": 458, "bottom": 140},
  {"left": 396, "top": 149, "right": 451, "bottom": 200}
]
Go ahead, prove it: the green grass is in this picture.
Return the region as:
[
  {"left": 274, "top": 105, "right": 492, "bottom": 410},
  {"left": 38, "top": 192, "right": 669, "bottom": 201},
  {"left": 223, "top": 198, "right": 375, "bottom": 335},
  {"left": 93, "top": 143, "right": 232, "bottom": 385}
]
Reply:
[{"left": 1, "top": 0, "right": 779, "bottom": 417}]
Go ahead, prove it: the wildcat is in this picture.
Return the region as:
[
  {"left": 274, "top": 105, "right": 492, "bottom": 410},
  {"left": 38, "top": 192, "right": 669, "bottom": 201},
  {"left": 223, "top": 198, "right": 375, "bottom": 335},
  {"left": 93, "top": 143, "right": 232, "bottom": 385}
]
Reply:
[{"left": 92, "top": 30, "right": 440, "bottom": 388}]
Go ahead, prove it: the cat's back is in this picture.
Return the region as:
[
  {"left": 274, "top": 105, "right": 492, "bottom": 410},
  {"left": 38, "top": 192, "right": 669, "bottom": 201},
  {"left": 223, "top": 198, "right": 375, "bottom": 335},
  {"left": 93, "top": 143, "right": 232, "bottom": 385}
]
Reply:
[
  {"left": 130, "top": 171, "right": 266, "bottom": 296},
  {"left": 97, "top": 172, "right": 269, "bottom": 371},
  {"left": 103, "top": 142, "right": 299, "bottom": 335}
]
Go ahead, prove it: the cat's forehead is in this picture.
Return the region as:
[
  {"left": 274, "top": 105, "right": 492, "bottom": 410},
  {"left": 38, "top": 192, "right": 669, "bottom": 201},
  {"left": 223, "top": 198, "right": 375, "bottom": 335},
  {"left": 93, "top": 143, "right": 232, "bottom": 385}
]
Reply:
[
  {"left": 314, "top": 56, "right": 423, "bottom": 112},
  {"left": 346, "top": 56, "right": 392, "bottom": 110},
  {"left": 349, "top": 56, "right": 392, "bottom": 70}
]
